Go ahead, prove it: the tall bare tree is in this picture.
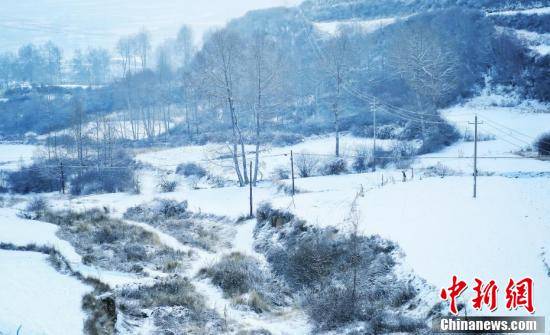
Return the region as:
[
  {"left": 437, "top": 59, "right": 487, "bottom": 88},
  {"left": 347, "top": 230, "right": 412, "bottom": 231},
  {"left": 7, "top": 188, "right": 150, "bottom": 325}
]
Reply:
[
  {"left": 195, "top": 29, "right": 247, "bottom": 186},
  {"left": 322, "top": 27, "right": 355, "bottom": 157}
]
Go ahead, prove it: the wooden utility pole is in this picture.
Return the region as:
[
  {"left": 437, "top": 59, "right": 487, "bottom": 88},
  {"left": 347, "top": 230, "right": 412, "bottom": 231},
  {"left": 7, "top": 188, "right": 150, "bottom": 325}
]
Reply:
[
  {"left": 469, "top": 115, "right": 482, "bottom": 198},
  {"left": 290, "top": 150, "right": 295, "bottom": 196},
  {"left": 60, "top": 161, "right": 65, "bottom": 194},
  {"left": 249, "top": 161, "right": 253, "bottom": 217},
  {"left": 372, "top": 98, "right": 377, "bottom": 172}
]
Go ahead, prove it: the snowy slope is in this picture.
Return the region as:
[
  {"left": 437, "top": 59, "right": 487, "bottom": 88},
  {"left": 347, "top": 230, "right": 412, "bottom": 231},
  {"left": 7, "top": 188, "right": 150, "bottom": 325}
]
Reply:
[
  {"left": 137, "top": 134, "right": 401, "bottom": 183},
  {"left": 0, "top": 250, "right": 92, "bottom": 335},
  {"left": 488, "top": 6, "right": 550, "bottom": 16},
  {"left": 0, "top": 144, "right": 40, "bottom": 171},
  {"left": 415, "top": 93, "right": 550, "bottom": 175},
  {"left": 514, "top": 29, "right": 550, "bottom": 56},
  {"left": 314, "top": 17, "right": 396, "bottom": 35}
]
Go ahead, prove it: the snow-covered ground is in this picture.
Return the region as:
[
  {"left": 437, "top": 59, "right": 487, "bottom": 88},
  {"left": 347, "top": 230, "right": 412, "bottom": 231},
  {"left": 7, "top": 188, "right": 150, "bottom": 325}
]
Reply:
[
  {"left": 416, "top": 93, "right": 550, "bottom": 175},
  {"left": 137, "top": 134, "right": 401, "bottom": 183},
  {"left": 514, "top": 29, "right": 550, "bottom": 56},
  {"left": 0, "top": 250, "right": 92, "bottom": 335},
  {"left": 488, "top": 6, "right": 550, "bottom": 16},
  {"left": 1, "top": 89, "right": 549, "bottom": 334},
  {"left": 0, "top": 143, "right": 40, "bottom": 171},
  {"left": 314, "top": 17, "right": 397, "bottom": 36}
]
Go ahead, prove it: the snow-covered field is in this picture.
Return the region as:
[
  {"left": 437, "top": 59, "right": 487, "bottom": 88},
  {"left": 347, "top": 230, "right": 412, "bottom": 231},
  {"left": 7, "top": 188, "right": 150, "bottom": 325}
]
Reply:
[
  {"left": 0, "top": 144, "right": 40, "bottom": 171},
  {"left": 0, "top": 89, "right": 549, "bottom": 334},
  {"left": 416, "top": 93, "right": 550, "bottom": 175},
  {"left": 0, "top": 250, "right": 92, "bottom": 335},
  {"left": 314, "top": 17, "right": 397, "bottom": 36},
  {"left": 488, "top": 6, "right": 550, "bottom": 16},
  {"left": 137, "top": 134, "right": 400, "bottom": 183}
]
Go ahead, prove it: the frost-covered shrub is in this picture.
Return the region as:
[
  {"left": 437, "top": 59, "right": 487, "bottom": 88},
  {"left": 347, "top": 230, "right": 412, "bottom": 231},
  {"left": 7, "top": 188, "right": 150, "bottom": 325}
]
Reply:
[
  {"left": 269, "top": 132, "right": 304, "bottom": 146},
  {"left": 176, "top": 162, "right": 207, "bottom": 178},
  {"left": 423, "top": 163, "right": 460, "bottom": 178},
  {"left": 119, "top": 276, "right": 204, "bottom": 310},
  {"left": 7, "top": 163, "right": 60, "bottom": 194},
  {"left": 206, "top": 174, "right": 227, "bottom": 188},
  {"left": 24, "top": 196, "right": 49, "bottom": 219},
  {"left": 320, "top": 158, "right": 348, "bottom": 175},
  {"left": 158, "top": 177, "right": 178, "bottom": 193},
  {"left": 201, "top": 252, "right": 264, "bottom": 297},
  {"left": 352, "top": 145, "right": 371, "bottom": 173},
  {"left": 117, "top": 276, "right": 223, "bottom": 333},
  {"left": 202, "top": 252, "right": 284, "bottom": 313},
  {"left": 124, "top": 199, "right": 229, "bottom": 251},
  {"left": 42, "top": 209, "right": 187, "bottom": 273},
  {"left": 125, "top": 199, "right": 189, "bottom": 222},
  {"left": 390, "top": 141, "right": 417, "bottom": 169},
  {"left": 255, "top": 211, "right": 423, "bottom": 332},
  {"left": 294, "top": 152, "right": 319, "bottom": 178},
  {"left": 271, "top": 166, "right": 290, "bottom": 180},
  {"left": 70, "top": 168, "right": 136, "bottom": 195},
  {"left": 463, "top": 129, "right": 496, "bottom": 142},
  {"left": 418, "top": 119, "right": 460, "bottom": 154},
  {"left": 535, "top": 132, "right": 550, "bottom": 156},
  {"left": 274, "top": 181, "right": 299, "bottom": 195},
  {"left": 256, "top": 202, "right": 295, "bottom": 228}
]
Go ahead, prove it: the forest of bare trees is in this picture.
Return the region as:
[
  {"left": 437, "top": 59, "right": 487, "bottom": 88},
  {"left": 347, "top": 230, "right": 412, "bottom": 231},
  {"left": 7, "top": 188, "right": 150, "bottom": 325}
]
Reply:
[{"left": 1, "top": 7, "right": 547, "bottom": 186}]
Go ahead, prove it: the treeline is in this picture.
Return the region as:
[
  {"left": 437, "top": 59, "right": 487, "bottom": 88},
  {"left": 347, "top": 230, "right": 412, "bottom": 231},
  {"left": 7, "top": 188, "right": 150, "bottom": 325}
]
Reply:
[
  {"left": 0, "top": 42, "right": 111, "bottom": 88},
  {"left": 300, "top": 0, "right": 545, "bottom": 21},
  {"left": 1, "top": 7, "right": 546, "bottom": 174}
]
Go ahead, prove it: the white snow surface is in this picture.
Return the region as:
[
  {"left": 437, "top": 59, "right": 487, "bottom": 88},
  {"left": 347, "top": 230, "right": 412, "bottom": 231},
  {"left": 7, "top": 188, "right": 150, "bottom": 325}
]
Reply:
[
  {"left": 415, "top": 92, "right": 550, "bottom": 175},
  {"left": 0, "top": 143, "right": 40, "bottom": 171},
  {"left": 136, "top": 134, "right": 401, "bottom": 183},
  {"left": 513, "top": 29, "right": 550, "bottom": 56},
  {"left": 0, "top": 250, "right": 92, "bottom": 335},
  {"left": 1, "top": 90, "right": 549, "bottom": 333},
  {"left": 314, "top": 17, "right": 396, "bottom": 35},
  {"left": 489, "top": 6, "right": 550, "bottom": 16}
]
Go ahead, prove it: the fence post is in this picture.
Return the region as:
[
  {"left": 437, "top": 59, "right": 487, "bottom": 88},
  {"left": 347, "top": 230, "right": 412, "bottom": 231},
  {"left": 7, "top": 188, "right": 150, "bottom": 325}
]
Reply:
[
  {"left": 249, "top": 161, "right": 253, "bottom": 217},
  {"left": 60, "top": 161, "right": 65, "bottom": 194}
]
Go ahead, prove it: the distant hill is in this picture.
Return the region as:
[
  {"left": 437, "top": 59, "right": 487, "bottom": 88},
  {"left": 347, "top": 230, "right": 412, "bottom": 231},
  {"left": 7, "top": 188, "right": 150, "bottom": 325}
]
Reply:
[{"left": 299, "top": 0, "right": 545, "bottom": 21}]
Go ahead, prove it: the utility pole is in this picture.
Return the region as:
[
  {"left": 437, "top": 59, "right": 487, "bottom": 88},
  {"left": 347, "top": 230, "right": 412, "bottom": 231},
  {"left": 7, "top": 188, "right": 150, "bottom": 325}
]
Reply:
[
  {"left": 249, "top": 161, "right": 253, "bottom": 217},
  {"left": 469, "top": 115, "right": 482, "bottom": 198},
  {"left": 372, "top": 97, "right": 377, "bottom": 172},
  {"left": 60, "top": 161, "right": 65, "bottom": 194},
  {"left": 290, "top": 150, "right": 295, "bottom": 196}
]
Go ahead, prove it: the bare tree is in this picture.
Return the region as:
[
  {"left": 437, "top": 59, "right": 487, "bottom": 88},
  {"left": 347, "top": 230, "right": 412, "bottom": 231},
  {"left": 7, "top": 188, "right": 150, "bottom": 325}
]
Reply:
[
  {"left": 195, "top": 29, "right": 247, "bottom": 186},
  {"left": 71, "top": 98, "right": 86, "bottom": 166},
  {"left": 117, "top": 37, "right": 133, "bottom": 78},
  {"left": 390, "top": 24, "right": 458, "bottom": 141},
  {"left": 135, "top": 29, "right": 151, "bottom": 70},
  {"left": 176, "top": 25, "right": 195, "bottom": 69},
  {"left": 322, "top": 27, "right": 355, "bottom": 157},
  {"left": 246, "top": 31, "right": 281, "bottom": 185},
  {"left": 87, "top": 48, "right": 111, "bottom": 85},
  {"left": 43, "top": 41, "right": 62, "bottom": 84}
]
